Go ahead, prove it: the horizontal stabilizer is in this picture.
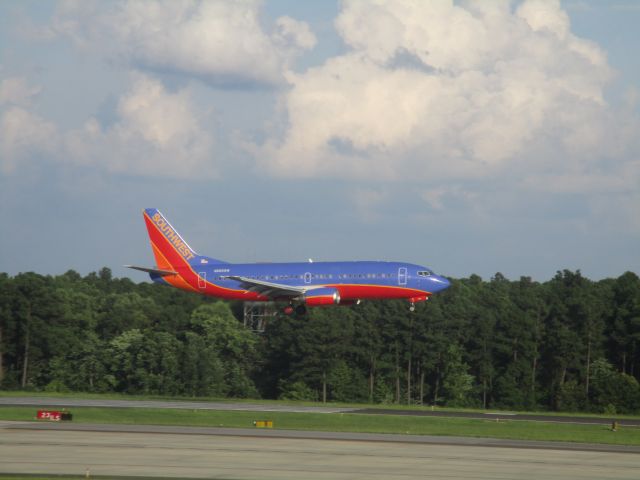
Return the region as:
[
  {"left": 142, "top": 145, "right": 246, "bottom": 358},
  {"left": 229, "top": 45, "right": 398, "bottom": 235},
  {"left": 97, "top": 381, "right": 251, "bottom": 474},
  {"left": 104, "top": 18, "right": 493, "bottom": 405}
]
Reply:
[{"left": 125, "top": 265, "right": 178, "bottom": 276}]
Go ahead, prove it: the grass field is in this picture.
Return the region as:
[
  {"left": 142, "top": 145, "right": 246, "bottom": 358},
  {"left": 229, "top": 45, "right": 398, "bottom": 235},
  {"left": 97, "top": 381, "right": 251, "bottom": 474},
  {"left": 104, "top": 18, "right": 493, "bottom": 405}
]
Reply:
[{"left": 1, "top": 404, "right": 638, "bottom": 446}]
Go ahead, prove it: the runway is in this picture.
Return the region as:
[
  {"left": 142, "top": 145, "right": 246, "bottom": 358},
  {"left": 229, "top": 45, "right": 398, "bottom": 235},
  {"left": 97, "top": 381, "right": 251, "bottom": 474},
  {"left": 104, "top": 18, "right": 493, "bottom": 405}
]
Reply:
[{"left": 2, "top": 422, "right": 639, "bottom": 479}]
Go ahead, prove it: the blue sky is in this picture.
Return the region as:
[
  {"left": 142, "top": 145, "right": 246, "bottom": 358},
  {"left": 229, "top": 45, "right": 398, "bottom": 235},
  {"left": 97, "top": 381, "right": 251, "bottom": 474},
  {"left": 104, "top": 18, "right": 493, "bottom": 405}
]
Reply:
[{"left": 1, "top": 0, "right": 638, "bottom": 282}]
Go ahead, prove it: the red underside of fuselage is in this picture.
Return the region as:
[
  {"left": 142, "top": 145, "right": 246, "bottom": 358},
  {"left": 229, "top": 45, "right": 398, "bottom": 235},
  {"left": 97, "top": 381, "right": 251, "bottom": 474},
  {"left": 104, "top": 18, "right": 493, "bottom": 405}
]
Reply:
[{"left": 334, "top": 284, "right": 430, "bottom": 300}]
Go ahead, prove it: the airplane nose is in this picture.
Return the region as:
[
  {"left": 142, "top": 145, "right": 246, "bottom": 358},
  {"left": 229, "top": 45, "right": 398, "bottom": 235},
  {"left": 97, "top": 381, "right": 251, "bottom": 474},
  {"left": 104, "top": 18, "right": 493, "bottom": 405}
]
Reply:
[{"left": 432, "top": 275, "right": 450, "bottom": 292}]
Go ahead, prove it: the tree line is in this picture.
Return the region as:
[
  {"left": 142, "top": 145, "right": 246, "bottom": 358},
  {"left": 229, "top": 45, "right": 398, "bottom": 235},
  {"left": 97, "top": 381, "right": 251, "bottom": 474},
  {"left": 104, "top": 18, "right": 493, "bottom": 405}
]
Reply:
[{"left": 1, "top": 268, "right": 639, "bottom": 413}]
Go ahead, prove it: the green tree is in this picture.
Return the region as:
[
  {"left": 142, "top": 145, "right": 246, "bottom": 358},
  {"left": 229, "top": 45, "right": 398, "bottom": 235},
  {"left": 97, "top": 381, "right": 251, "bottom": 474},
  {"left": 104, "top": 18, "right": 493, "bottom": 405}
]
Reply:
[
  {"left": 328, "top": 359, "right": 368, "bottom": 402},
  {"left": 442, "top": 344, "right": 474, "bottom": 407},
  {"left": 542, "top": 271, "right": 591, "bottom": 409},
  {"left": 275, "top": 307, "right": 357, "bottom": 403},
  {"left": 108, "top": 329, "right": 181, "bottom": 394},
  {"left": 0, "top": 273, "right": 16, "bottom": 385},
  {"left": 190, "top": 302, "right": 258, "bottom": 397},
  {"left": 97, "top": 292, "right": 156, "bottom": 339},
  {"left": 589, "top": 358, "right": 640, "bottom": 413},
  {"left": 181, "top": 331, "right": 226, "bottom": 397},
  {"left": 608, "top": 272, "right": 640, "bottom": 376}
]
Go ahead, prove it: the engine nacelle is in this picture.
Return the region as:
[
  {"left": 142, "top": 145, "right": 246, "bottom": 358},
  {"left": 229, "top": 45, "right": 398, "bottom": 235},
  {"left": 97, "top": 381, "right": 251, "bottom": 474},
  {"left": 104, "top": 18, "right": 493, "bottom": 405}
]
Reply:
[
  {"left": 338, "top": 299, "right": 360, "bottom": 306},
  {"left": 304, "top": 287, "right": 341, "bottom": 306}
]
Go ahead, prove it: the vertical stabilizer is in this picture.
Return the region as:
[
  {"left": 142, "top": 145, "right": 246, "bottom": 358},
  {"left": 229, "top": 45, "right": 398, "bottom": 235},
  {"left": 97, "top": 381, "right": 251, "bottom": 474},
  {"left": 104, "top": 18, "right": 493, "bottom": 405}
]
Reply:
[{"left": 143, "top": 208, "right": 198, "bottom": 271}]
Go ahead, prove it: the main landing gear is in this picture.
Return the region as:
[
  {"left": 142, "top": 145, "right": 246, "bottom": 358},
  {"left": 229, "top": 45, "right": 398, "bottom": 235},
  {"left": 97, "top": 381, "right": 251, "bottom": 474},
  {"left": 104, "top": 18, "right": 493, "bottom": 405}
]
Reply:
[{"left": 281, "top": 304, "right": 307, "bottom": 316}]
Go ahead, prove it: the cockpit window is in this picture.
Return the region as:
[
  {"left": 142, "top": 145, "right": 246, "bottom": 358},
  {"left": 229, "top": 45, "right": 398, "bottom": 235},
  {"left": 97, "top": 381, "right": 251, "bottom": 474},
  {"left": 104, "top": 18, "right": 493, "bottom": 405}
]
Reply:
[{"left": 417, "top": 270, "right": 432, "bottom": 277}]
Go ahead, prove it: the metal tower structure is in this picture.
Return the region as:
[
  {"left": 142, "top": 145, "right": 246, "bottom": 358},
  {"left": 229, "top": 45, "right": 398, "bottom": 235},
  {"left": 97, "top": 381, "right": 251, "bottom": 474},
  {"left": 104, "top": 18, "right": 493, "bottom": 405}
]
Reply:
[{"left": 242, "top": 302, "right": 277, "bottom": 333}]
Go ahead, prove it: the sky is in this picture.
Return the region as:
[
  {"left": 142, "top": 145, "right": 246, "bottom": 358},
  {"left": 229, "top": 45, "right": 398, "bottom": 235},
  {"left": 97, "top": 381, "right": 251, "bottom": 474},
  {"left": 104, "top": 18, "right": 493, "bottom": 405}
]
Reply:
[{"left": 0, "top": 0, "right": 638, "bottom": 282}]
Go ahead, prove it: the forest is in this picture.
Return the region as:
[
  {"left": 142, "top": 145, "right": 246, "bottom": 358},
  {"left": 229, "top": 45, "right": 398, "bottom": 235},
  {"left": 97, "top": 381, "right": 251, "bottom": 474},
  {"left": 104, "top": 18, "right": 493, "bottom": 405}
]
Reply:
[{"left": 1, "top": 268, "right": 639, "bottom": 414}]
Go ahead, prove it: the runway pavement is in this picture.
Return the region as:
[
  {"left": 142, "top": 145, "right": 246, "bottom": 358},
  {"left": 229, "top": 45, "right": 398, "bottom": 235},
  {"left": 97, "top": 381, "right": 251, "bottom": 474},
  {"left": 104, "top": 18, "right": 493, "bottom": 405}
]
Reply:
[{"left": 1, "top": 422, "right": 639, "bottom": 479}]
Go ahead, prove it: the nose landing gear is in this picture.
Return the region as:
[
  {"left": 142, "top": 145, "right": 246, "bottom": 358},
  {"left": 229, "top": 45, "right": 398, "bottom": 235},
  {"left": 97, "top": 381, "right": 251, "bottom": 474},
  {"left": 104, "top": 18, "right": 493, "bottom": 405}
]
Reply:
[{"left": 408, "top": 295, "right": 429, "bottom": 312}]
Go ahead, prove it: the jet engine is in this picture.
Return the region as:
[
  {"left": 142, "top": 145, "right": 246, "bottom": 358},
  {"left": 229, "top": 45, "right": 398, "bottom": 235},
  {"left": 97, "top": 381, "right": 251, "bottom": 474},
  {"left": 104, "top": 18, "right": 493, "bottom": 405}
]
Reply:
[{"left": 304, "top": 287, "right": 341, "bottom": 306}]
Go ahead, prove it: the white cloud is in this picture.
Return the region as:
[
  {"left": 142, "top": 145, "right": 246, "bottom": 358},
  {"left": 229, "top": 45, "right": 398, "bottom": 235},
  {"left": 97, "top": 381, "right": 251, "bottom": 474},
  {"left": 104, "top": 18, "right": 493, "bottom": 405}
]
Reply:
[
  {"left": 0, "top": 74, "right": 216, "bottom": 178},
  {"left": 64, "top": 73, "right": 215, "bottom": 178},
  {"left": 0, "top": 77, "right": 55, "bottom": 174},
  {"left": 261, "top": 0, "right": 633, "bottom": 194},
  {"left": 0, "top": 77, "right": 41, "bottom": 106},
  {"left": 516, "top": 0, "right": 570, "bottom": 38},
  {"left": 49, "top": 0, "right": 315, "bottom": 87},
  {"left": 273, "top": 16, "right": 317, "bottom": 53},
  {"left": 0, "top": 106, "right": 58, "bottom": 174}
]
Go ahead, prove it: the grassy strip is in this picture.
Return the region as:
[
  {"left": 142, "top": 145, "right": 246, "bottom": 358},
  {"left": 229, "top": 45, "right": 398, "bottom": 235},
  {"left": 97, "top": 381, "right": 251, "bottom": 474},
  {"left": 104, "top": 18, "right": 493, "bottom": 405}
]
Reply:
[
  {"left": 1, "top": 406, "right": 638, "bottom": 446},
  {"left": 2, "top": 390, "right": 640, "bottom": 420}
]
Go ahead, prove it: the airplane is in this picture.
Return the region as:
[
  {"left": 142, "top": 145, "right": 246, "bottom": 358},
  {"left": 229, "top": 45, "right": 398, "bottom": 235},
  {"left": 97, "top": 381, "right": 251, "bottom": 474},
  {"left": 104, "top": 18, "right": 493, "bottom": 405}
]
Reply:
[{"left": 127, "top": 208, "right": 450, "bottom": 315}]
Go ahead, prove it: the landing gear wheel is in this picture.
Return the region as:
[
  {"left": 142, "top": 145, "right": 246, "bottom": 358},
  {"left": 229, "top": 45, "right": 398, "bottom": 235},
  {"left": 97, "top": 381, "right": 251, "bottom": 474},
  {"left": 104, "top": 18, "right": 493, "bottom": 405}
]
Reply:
[
  {"left": 409, "top": 303, "right": 415, "bottom": 312},
  {"left": 282, "top": 305, "right": 295, "bottom": 315},
  {"left": 295, "top": 304, "right": 307, "bottom": 316}
]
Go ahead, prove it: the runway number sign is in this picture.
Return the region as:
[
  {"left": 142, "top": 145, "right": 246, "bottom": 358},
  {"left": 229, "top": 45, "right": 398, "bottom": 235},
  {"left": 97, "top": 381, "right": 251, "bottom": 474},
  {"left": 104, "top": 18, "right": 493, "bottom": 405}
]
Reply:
[{"left": 36, "top": 410, "right": 72, "bottom": 421}]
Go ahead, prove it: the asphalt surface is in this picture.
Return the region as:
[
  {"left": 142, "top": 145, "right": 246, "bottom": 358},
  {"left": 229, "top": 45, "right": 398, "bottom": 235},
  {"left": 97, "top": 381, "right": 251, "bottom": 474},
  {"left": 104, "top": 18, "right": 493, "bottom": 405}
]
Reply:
[
  {"left": 1, "top": 422, "right": 639, "bottom": 479},
  {"left": 3, "top": 421, "right": 640, "bottom": 453},
  {"left": 2, "top": 396, "right": 638, "bottom": 426}
]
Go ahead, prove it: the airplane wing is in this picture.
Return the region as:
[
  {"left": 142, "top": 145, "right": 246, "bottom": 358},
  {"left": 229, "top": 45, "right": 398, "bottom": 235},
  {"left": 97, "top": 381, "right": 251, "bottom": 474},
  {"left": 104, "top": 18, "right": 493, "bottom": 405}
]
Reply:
[{"left": 223, "top": 275, "right": 306, "bottom": 299}]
